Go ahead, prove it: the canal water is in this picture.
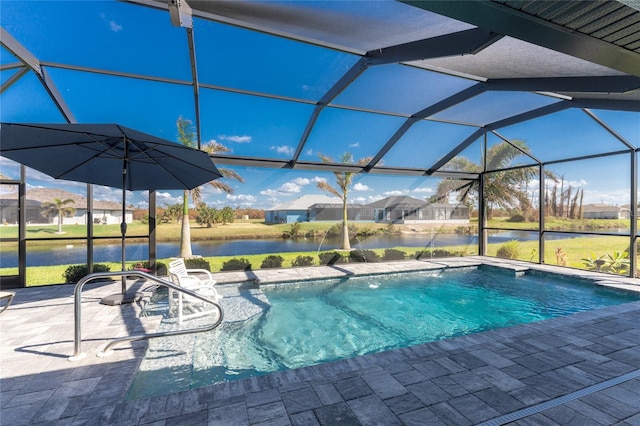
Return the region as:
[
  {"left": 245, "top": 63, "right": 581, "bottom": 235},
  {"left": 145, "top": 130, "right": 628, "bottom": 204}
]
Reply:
[{"left": 3, "top": 231, "right": 580, "bottom": 268}]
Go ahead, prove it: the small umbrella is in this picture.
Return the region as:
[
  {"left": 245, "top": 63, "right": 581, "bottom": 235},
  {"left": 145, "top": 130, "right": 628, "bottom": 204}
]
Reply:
[{"left": 0, "top": 123, "right": 222, "bottom": 299}]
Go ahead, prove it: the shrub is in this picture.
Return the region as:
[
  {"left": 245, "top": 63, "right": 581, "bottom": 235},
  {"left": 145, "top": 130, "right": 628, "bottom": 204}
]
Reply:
[
  {"left": 382, "top": 249, "right": 406, "bottom": 261},
  {"left": 63, "top": 263, "right": 111, "bottom": 283},
  {"left": 349, "top": 249, "right": 380, "bottom": 263},
  {"left": 507, "top": 214, "right": 526, "bottom": 222},
  {"left": 415, "top": 249, "right": 457, "bottom": 259},
  {"left": 184, "top": 257, "right": 211, "bottom": 271},
  {"left": 496, "top": 240, "right": 520, "bottom": 259},
  {"left": 127, "top": 260, "right": 167, "bottom": 275},
  {"left": 325, "top": 224, "right": 342, "bottom": 238},
  {"left": 318, "top": 251, "right": 345, "bottom": 265},
  {"left": 221, "top": 258, "right": 252, "bottom": 271},
  {"left": 261, "top": 255, "right": 284, "bottom": 269},
  {"left": 292, "top": 255, "right": 315, "bottom": 267},
  {"left": 129, "top": 261, "right": 167, "bottom": 275},
  {"left": 282, "top": 222, "right": 301, "bottom": 239}
]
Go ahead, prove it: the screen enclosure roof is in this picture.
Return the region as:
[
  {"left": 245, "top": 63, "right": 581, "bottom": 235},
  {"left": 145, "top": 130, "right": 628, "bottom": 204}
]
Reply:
[{"left": 1, "top": 0, "right": 639, "bottom": 180}]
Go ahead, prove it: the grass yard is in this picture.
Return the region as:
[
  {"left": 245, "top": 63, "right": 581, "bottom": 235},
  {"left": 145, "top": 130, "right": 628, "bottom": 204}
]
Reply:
[{"left": 9, "top": 235, "right": 635, "bottom": 286}]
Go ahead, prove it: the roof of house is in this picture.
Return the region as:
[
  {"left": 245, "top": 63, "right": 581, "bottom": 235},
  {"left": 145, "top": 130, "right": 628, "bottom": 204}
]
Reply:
[
  {"left": 582, "top": 203, "right": 627, "bottom": 212},
  {"left": 366, "top": 196, "right": 427, "bottom": 209},
  {"left": 267, "top": 194, "right": 342, "bottom": 211},
  {"left": 3, "top": 188, "right": 129, "bottom": 211},
  {"left": 309, "top": 203, "right": 363, "bottom": 209}
]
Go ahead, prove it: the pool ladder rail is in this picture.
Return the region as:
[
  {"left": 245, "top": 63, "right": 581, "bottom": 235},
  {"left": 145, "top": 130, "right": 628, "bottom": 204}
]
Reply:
[{"left": 68, "top": 270, "right": 224, "bottom": 361}]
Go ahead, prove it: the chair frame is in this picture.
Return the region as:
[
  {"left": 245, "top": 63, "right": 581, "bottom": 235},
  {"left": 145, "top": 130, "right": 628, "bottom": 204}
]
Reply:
[{"left": 167, "top": 258, "right": 220, "bottom": 324}]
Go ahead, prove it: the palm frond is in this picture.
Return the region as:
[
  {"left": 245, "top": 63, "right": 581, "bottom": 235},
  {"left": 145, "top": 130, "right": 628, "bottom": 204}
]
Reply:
[{"left": 317, "top": 181, "right": 342, "bottom": 199}]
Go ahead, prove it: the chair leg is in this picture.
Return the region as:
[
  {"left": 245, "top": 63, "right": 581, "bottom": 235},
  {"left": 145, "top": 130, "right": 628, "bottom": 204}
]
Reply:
[{"left": 0, "top": 291, "right": 15, "bottom": 314}]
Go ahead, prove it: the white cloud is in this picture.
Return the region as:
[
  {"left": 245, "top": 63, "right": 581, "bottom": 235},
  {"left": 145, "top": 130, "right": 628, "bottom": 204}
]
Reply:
[
  {"left": 220, "top": 135, "right": 251, "bottom": 143},
  {"left": 582, "top": 188, "right": 628, "bottom": 205},
  {"left": 383, "top": 190, "right": 409, "bottom": 196},
  {"left": 109, "top": 20, "right": 122, "bottom": 32},
  {"left": 312, "top": 176, "right": 326, "bottom": 183},
  {"left": 349, "top": 142, "right": 360, "bottom": 148},
  {"left": 260, "top": 181, "right": 301, "bottom": 196},
  {"left": 306, "top": 148, "right": 314, "bottom": 156},
  {"left": 270, "top": 145, "right": 295, "bottom": 156},
  {"left": 156, "top": 191, "right": 182, "bottom": 206},
  {"left": 280, "top": 182, "right": 301, "bottom": 193},
  {"left": 293, "top": 177, "right": 311, "bottom": 186},
  {"left": 100, "top": 13, "right": 122, "bottom": 32},
  {"left": 352, "top": 183, "right": 371, "bottom": 191},
  {"left": 412, "top": 187, "right": 433, "bottom": 193},
  {"left": 227, "top": 194, "right": 256, "bottom": 202}
]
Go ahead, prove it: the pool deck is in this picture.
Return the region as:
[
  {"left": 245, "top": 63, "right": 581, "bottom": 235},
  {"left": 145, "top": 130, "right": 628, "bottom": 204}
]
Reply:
[{"left": 2, "top": 256, "right": 640, "bottom": 425}]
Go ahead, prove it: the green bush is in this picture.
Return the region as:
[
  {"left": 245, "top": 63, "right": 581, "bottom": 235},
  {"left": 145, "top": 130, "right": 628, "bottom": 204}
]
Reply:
[
  {"left": 292, "top": 255, "right": 315, "bottom": 267},
  {"left": 414, "top": 248, "right": 457, "bottom": 259},
  {"left": 128, "top": 261, "right": 167, "bottom": 275},
  {"left": 496, "top": 240, "right": 520, "bottom": 259},
  {"left": 382, "top": 248, "right": 406, "bottom": 261},
  {"left": 349, "top": 249, "right": 380, "bottom": 263},
  {"left": 507, "top": 214, "right": 526, "bottom": 222},
  {"left": 318, "top": 251, "right": 345, "bottom": 265},
  {"left": 261, "top": 255, "right": 284, "bottom": 269},
  {"left": 156, "top": 262, "right": 167, "bottom": 276},
  {"left": 184, "top": 257, "right": 211, "bottom": 271},
  {"left": 221, "top": 258, "right": 252, "bottom": 271},
  {"left": 63, "top": 263, "right": 111, "bottom": 283}
]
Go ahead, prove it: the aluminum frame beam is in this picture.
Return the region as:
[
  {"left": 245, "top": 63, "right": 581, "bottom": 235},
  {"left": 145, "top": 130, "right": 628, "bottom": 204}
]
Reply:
[
  {"left": 0, "top": 27, "right": 76, "bottom": 123},
  {"left": 487, "top": 75, "right": 640, "bottom": 93},
  {"left": 427, "top": 101, "right": 570, "bottom": 174},
  {"left": 402, "top": 0, "right": 640, "bottom": 76},
  {"left": 210, "top": 154, "right": 478, "bottom": 179},
  {"left": 289, "top": 57, "right": 371, "bottom": 166},
  {"left": 366, "top": 28, "right": 503, "bottom": 65},
  {"left": 366, "top": 83, "right": 486, "bottom": 170}
]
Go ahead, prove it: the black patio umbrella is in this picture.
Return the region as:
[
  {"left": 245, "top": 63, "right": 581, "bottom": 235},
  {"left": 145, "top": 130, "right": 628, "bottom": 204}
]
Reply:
[{"left": 0, "top": 122, "right": 222, "bottom": 299}]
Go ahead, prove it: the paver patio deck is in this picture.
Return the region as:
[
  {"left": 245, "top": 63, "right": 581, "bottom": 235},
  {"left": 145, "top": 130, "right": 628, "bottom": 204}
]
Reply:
[{"left": 1, "top": 257, "right": 639, "bottom": 425}]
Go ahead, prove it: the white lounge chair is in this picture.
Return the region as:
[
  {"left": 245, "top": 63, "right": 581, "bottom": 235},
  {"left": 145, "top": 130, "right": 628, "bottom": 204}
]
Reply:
[{"left": 167, "top": 258, "right": 221, "bottom": 324}]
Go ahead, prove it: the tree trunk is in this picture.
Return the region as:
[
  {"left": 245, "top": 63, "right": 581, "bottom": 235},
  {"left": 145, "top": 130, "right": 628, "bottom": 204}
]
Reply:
[
  {"left": 179, "top": 190, "right": 193, "bottom": 258},
  {"left": 340, "top": 197, "right": 351, "bottom": 250},
  {"left": 578, "top": 189, "right": 584, "bottom": 219}
]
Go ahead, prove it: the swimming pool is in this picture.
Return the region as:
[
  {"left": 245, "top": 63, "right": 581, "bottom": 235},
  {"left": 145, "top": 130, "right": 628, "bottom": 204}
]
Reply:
[{"left": 128, "top": 266, "right": 640, "bottom": 399}]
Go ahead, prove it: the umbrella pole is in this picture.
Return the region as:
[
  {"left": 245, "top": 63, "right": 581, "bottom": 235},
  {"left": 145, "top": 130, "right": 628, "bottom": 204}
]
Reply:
[
  {"left": 121, "top": 164, "right": 127, "bottom": 294},
  {"left": 101, "top": 144, "right": 136, "bottom": 306}
]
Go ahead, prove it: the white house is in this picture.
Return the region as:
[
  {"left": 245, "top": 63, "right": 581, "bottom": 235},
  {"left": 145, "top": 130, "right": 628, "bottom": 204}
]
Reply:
[
  {"left": 582, "top": 203, "right": 630, "bottom": 219},
  {"left": 1, "top": 188, "right": 133, "bottom": 225}
]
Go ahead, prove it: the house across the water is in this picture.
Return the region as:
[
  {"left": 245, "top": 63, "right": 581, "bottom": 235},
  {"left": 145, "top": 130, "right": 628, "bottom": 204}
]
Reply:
[
  {"left": 1, "top": 188, "right": 132, "bottom": 225},
  {"left": 265, "top": 195, "right": 469, "bottom": 224},
  {"left": 582, "top": 203, "right": 630, "bottom": 219}
]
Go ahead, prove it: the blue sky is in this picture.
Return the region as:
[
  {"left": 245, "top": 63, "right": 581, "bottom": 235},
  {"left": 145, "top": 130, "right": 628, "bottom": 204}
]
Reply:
[{"left": 1, "top": 0, "right": 639, "bottom": 211}]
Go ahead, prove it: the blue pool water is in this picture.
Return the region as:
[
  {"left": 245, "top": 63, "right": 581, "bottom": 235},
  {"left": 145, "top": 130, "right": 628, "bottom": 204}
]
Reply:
[{"left": 128, "top": 267, "right": 640, "bottom": 399}]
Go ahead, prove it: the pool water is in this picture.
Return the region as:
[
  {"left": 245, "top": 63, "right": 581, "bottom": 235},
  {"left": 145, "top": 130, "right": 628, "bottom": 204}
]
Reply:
[{"left": 128, "top": 267, "right": 640, "bottom": 399}]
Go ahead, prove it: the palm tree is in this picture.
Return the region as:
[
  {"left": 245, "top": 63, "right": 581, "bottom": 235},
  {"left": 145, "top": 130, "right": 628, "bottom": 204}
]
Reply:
[
  {"left": 176, "top": 116, "right": 244, "bottom": 257},
  {"left": 316, "top": 152, "right": 372, "bottom": 250},
  {"left": 41, "top": 197, "right": 76, "bottom": 233},
  {"left": 434, "top": 140, "right": 540, "bottom": 219}
]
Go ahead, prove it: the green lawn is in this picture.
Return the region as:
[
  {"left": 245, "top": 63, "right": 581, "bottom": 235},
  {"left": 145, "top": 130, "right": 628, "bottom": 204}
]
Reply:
[
  {"left": 2, "top": 218, "right": 637, "bottom": 286},
  {"left": 7, "top": 235, "right": 635, "bottom": 286}
]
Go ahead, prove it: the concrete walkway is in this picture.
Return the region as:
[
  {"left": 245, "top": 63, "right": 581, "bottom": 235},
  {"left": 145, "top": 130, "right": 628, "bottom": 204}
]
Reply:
[{"left": 1, "top": 257, "right": 640, "bottom": 425}]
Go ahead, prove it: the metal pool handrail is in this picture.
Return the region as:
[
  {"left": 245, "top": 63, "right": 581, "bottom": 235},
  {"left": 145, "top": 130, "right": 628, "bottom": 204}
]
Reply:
[{"left": 69, "top": 270, "right": 224, "bottom": 361}]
